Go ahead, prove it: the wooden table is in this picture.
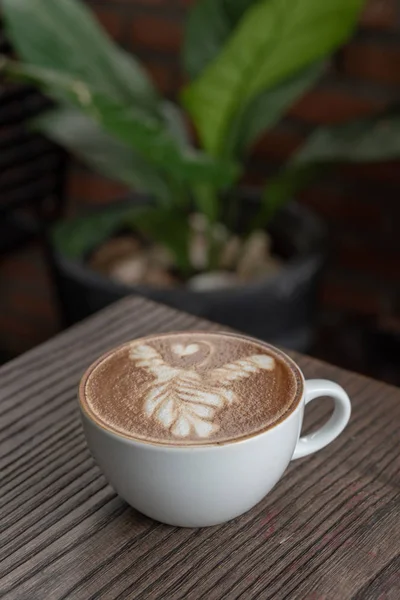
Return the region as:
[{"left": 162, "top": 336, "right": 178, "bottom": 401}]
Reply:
[{"left": 1, "top": 297, "right": 399, "bottom": 600}]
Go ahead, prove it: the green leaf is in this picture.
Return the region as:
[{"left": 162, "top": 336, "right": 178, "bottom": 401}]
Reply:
[
  {"left": 183, "top": 0, "right": 255, "bottom": 79},
  {"left": 293, "top": 111, "right": 400, "bottom": 164},
  {"left": 34, "top": 108, "right": 174, "bottom": 204},
  {"left": 161, "top": 101, "right": 190, "bottom": 148},
  {"left": 3, "top": 59, "right": 240, "bottom": 189},
  {"left": 126, "top": 207, "right": 192, "bottom": 275},
  {"left": 182, "top": 0, "right": 364, "bottom": 156},
  {"left": 223, "top": 0, "right": 257, "bottom": 24},
  {"left": 184, "top": 0, "right": 231, "bottom": 79},
  {"left": 231, "top": 62, "right": 325, "bottom": 155},
  {"left": 192, "top": 184, "right": 219, "bottom": 222},
  {"left": 252, "top": 164, "right": 324, "bottom": 229},
  {"left": 184, "top": 1, "right": 324, "bottom": 157},
  {"left": 53, "top": 203, "right": 192, "bottom": 275},
  {"left": 52, "top": 205, "right": 136, "bottom": 259},
  {"left": 2, "top": 0, "right": 158, "bottom": 113}
]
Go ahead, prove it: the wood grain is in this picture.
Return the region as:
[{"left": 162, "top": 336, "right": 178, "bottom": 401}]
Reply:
[{"left": 1, "top": 296, "right": 399, "bottom": 600}]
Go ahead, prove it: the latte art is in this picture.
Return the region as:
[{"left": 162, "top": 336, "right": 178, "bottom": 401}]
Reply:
[
  {"left": 130, "top": 342, "right": 275, "bottom": 438},
  {"left": 171, "top": 343, "right": 200, "bottom": 356},
  {"left": 80, "top": 332, "right": 302, "bottom": 445}
]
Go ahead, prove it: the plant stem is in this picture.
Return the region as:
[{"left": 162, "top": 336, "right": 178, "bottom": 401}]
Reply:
[
  {"left": 226, "top": 187, "right": 241, "bottom": 233},
  {"left": 168, "top": 175, "right": 189, "bottom": 210},
  {"left": 206, "top": 222, "right": 220, "bottom": 271},
  {"left": 193, "top": 184, "right": 219, "bottom": 223},
  {"left": 193, "top": 185, "right": 223, "bottom": 271}
]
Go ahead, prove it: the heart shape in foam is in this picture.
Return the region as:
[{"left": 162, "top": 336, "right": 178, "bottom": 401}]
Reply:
[{"left": 172, "top": 343, "right": 200, "bottom": 357}]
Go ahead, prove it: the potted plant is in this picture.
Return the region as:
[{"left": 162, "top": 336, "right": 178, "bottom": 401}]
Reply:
[{"left": 2, "top": 0, "right": 390, "bottom": 350}]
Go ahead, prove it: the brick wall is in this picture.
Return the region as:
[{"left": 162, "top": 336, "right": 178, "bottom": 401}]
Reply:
[
  {"left": 67, "top": 0, "right": 400, "bottom": 329},
  {"left": 0, "top": 244, "right": 59, "bottom": 357}
]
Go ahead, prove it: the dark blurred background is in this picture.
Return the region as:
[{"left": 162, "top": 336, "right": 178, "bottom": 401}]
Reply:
[{"left": 1, "top": 0, "right": 399, "bottom": 384}]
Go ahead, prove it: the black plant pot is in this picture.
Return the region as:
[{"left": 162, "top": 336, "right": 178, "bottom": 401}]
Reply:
[{"left": 50, "top": 198, "right": 325, "bottom": 352}]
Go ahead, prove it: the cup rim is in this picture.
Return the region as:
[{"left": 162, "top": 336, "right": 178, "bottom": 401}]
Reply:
[{"left": 78, "top": 331, "right": 305, "bottom": 449}]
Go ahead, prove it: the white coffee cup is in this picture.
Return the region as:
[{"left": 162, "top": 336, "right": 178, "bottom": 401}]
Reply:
[{"left": 79, "top": 350, "right": 351, "bottom": 528}]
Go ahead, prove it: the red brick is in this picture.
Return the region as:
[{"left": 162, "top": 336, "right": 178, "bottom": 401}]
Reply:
[
  {"left": 340, "top": 162, "right": 400, "bottom": 186},
  {"left": 0, "top": 255, "right": 48, "bottom": 285},
  {"left": 0, "top": 243, "right": 59, "bottom": 356},
  {"left": 321, "top": 278, "right": 382, "bottom": 315},
  {"left": 289, "top": 88, "right": 385, "bottom": 124},
  {"left": 343, "top": 42, "right": 400, "bottom": 85},
  {"left": 253, "top": 127, "right": 304, "bottom": 161},
  {"left": 378, "top": 315, "right": 400, "bottom": 336},
  {"left": 299, "top": 186, "right": 383, "bottom": 229},
  {"left": 336, "top": 240, "right": 400, "bottom": 280},
  {"left": 0, "top": 314, "right": 38, "bottom": 340},
  {"left": 177, "top": 69, "right": 189, "bottom": 89},
  {"left": 142, "top": 60, "right": 174, "bottom": 93},
  {"left": 360, "top": 0, "right": 400, "bottom": 31},
  {"left": 0, "top": 313, "right": 57, "bottom": 355},
  {"left": 241, "top": 170, "right": 268, "bottom": 187},
  {"left": 93, "top": 8, "right": 123, "bottom": 40},
  {"left": 9, "top": 292, "right": 56, "bottom": 321},
  {"left": 68, "top": 170, "right": 129, "bottom": 204},
  {"left": 0, "top": 248, "right": 53, "bottom": 299},
  {"left": 130, "top": 16, "right": 182, "bottom": 53},
  {"left": 392, "top": 294, "right": 400, "bottom": 318}
]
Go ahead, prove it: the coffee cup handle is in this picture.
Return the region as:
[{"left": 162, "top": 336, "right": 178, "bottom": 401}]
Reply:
[{"left": 292, "top": 379, "right": 351, "bottom": 460}]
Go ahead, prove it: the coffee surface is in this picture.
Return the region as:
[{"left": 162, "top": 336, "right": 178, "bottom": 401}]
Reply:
[{"left": 81, "top": 332, "right": 302, "bottom": 445}]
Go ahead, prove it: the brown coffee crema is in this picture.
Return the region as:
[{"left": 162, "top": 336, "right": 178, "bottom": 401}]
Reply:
[{"left": 80, "top": 332, "right": 303, "bottom": 445}]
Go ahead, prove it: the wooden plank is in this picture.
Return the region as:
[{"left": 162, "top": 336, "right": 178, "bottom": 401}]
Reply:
[{"left": 1, "top": 296, "right": 399, "bottom": 600}]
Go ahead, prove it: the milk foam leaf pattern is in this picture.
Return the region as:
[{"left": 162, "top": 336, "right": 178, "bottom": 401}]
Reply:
[
  {"left": 129, "top": 342, "right": 276, "bottom": 438},
  {"left": 210, "top": 354, "right": 275, "bottom": 384},
  {"left": 172, "top": 343, "right": 200, "bottom": 356},
  {"left": 129, "top": 344, "right": 173, "bottom": 378},
  {"left": 182, "top": 0, "right": 364, "bottom": 156},
  {"left": 144, "top": 373, "right": 221, "bottom": 438}
]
